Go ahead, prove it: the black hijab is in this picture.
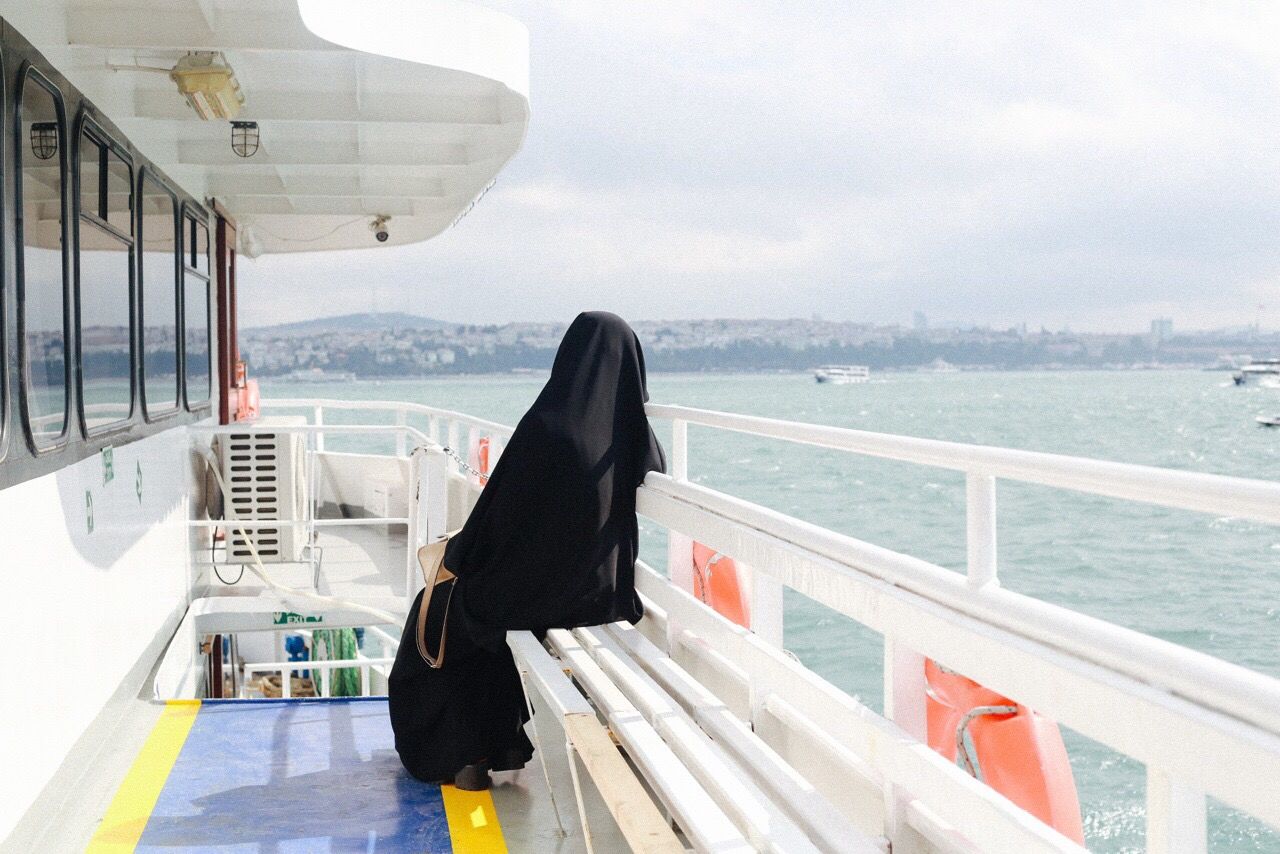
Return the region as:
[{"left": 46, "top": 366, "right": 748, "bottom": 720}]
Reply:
[{"left": 443, "top": 311, "right": 665, "bottom": 651}]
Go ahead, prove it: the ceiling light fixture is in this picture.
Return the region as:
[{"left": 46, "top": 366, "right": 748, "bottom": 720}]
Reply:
[
  {"left": 170, "top": 52, "right": 245, "bottom": 121},
  {"left": 29, "top": 122, "right": 58, "bottom": 160},
  {"left": 231, "top": 121, "right": 260, "bottom": 158}
]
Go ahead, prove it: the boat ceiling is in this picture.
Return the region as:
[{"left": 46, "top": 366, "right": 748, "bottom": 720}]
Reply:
[{"left": 2, "top": 0, "right": 529, "bottom": 254}]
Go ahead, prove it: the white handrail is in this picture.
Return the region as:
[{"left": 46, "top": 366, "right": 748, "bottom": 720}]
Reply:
[
  {"left": 640, "top": 473, "right": 1280, "bottom": 736},
  {"left": 644, "top": 403, "right": 1280, "bottom": 525},
  {"left": 262, "top": 397, "right": 514, "bottom": 440}
]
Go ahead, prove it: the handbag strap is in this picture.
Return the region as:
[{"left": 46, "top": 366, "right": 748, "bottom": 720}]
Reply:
[{"left": 415, "top": 532, "right": 458, "bottom": 667}]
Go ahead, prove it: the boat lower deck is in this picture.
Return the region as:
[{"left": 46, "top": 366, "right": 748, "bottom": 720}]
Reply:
[{"left": 31, "top": 697, "right": 585, "bottom": 853}]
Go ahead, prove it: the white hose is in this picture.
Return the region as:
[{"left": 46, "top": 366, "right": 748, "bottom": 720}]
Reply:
[{"left": 199, "top": 446, "right": 402, "bottom": 627}]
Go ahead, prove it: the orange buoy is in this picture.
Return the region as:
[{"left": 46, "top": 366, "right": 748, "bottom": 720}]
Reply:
[
  {"left": 472, "top": 436, "right": 490, "bottom": 485},
  {"left": 925, "top": 659, "right": 1084, "bottom": 843},
  {"left": 691, "top": 542, "right": 750, "bottom": 628},
  {"left": 235, "top": 378, "right": 260, "bottom": 422}
]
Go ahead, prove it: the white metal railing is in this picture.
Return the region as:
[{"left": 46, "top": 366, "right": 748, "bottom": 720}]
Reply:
[
  {"left": 262, "top": 397, "right": 513, "bottom": 470},
  {"left": 241, "top": 655, "right": 395, "bottom": 698},
  {"left": 192, "top": 401, "right": 505, "bottom": 609},
  {"left": 196, "top": 396, "right": 1280, "bottom": 850},
  {"left": 644, "top": 403, "right": 1280, "bottom": 853}
]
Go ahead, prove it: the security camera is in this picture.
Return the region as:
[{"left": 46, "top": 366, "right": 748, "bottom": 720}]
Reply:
[{"left": 370, "top": 215, "right": 391, "bottom": 244}]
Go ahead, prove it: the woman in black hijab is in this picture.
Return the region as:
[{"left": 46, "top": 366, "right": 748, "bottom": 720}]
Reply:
[{"left": 389, "top": 311, "right": 665, "bottom": 788}]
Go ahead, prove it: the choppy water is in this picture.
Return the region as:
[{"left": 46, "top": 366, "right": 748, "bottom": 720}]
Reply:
[{"left": 263, "top": 370, "right": 1280, "bottom": 852}]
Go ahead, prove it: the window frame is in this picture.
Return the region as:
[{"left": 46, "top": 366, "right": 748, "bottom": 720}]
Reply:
[
  {"left": 14, "top": 64, "right": 72, "bottom": 455},
  {"left": 137, "top": 166, "right": 181, "bottom": 422},
  {"left": 73, "top": 112, "right": 136, "bottom": 437},
  {"left": 181, "top": 204, "right": 212, "bottom": 412}
]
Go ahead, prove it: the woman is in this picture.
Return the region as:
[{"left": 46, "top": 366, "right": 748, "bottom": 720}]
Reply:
[{"left": 389, "top": 311, "right": 665, "bottom": 789}]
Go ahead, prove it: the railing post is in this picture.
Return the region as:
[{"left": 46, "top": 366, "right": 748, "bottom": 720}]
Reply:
[
  {"left": 1147, "top": 770, "right": 1207, "bottom": 854},
  {"left": 670, "top": 418, "right": 688, "bottom": 482},
  {"left": 395, "top": 409, "right": 407, "bottom": 457},
  {"left": 313, "top": 406, "right": 324, "bottom": 453},
  {"left": 466, "top": 426, "right": 479, "bottom": 483},
  {"left": 748, "top": 565, "right": 784, "bottom": 647},
  {"left": 965, "top": 473, "right": 998, "bottom": 589},
  {"left": 446, "top": 420, "right": 460, "bottom": 475},
  {"left": 666, "top": 419, "right": 693, "bottom": 595},
  {"left": 883, "top": 636, "right": 927, "bottom": 850},
  {"left": 428, "top": 415, "right": 440, "bottom": 444},
  {"left": 405, "top": 450, "right": 422, "bottom": 604},
  {"left": 422, "top": 449, "right": 450, "bottom": 545}
]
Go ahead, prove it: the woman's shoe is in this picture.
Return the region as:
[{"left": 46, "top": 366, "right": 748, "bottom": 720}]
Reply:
[{"left": 454, "top": 762, "right": 491, "bottom": 791}]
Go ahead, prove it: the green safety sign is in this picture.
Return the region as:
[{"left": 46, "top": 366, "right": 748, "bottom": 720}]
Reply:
[
  {"left": 102, "top": 447, "right": 114, "bottom": 485},
  {"left": 273, "top": 612, "right": 324, "bottom": 625}
]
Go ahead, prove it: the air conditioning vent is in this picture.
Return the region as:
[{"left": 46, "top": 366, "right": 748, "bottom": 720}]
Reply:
[{"left": 216, "top": 430, "right": 306, "bottom": 563}]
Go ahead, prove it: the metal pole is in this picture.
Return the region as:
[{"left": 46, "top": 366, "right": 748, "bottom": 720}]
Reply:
[
  {"left": 671, "top": 419, "right": 688, "bottom": 482},
  {"left": 1147, "top": 770, "right": 1207, "bottom": 854},
  {"left": 965, "top": 473, "right": 998, "bottom": 589}
]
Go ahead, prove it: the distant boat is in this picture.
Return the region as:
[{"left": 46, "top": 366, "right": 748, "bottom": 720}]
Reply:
[
  {"left": 920, "top": 357, "right": 959, "bottom": 373},
  {"left": 1257, "top": 415, "right": 1280, "bottom": 428},
  {"left": 1232, "top": 358, "right": 1280, "bottom": 386},
  {"left": 284, "top": 368, "right": 357, "bottom": 383},
  {"left": 814, "top": 365, "right": 870, "bottom": 384}
]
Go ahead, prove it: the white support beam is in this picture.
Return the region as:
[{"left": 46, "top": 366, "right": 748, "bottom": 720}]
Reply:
[
  {"left": 219, "top": 196, "right": 419, "bottom": 217},
  {"left": 67, "top": 8, "right": 337, "bottom": 52},
  {"left": 133, "top": 89, "right": 505, "bottom": 126},
  {"left": 207, "top": 179, "right": 447, "bottom": 200},
  {"left": 175, "top": 140, "right": 471, "bottom": 168}
]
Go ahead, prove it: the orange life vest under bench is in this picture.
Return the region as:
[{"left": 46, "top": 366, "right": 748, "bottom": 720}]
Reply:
[{"left": 925, "top": 659, "right": 1085, "bottom": 843}]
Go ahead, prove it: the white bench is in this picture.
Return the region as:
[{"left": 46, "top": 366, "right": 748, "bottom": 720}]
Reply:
[{"left": 508, "top": 626, "right": 885, "bottom": 853}]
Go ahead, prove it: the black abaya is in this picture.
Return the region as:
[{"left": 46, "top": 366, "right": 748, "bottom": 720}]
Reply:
[{"left": 389, "top": 311, "right": 665, "bottom": 781}]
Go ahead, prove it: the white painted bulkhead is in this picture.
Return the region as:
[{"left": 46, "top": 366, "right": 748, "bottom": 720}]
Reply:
[{"left": 0, "top": 422, "right": 208, "bottom": 839}]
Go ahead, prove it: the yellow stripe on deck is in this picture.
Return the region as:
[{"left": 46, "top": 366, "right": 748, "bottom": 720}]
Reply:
[
  {"left": 86, "top": 700, "right": 200, "bottom": 853},
  {"left": 440, "top": 785, "right": 509, "bottom": 853}
]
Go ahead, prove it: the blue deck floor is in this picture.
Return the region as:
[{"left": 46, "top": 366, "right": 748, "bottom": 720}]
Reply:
[{"left": 101, "top": 699, "right": 478, "bottom": 853}]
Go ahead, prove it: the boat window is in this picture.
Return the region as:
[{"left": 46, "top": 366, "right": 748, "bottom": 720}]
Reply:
[
  {"left": 189, "top": 215, "right": 209, "bottom": 277},
  {"left": 18, "top": 71, "right": 69, "bottom": 450},
  {"left": 77, "top": 126, "right": 134, "bottom": 432},
  {"left": 183, "top": 214, "right": 211, "bottom": 408},
  {"left": 140, "top": 173, "right": 178, "bottom": 417}
]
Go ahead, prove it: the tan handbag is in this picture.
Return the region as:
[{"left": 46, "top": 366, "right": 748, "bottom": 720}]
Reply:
[{"left": 415, "top": 533, "right": 458, "bottom": 668}]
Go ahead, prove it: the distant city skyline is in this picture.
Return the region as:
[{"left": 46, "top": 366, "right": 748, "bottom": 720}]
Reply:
[
  {"left": 240, "top": 313, "right": 1279, "bottom": 379},
  {"left": 242, "top": 2, "right": 1280, "bottom": 334},
  {"left": 243, "top": 308, "right": 1269, "bottom": 338}
]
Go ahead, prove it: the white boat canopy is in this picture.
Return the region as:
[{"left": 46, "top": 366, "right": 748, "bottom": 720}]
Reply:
[{"left": 3, "top": 0, "right": 530, "bottom": 254}]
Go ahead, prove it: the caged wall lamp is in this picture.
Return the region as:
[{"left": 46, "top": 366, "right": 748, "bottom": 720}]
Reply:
[
  {"left": 30, "top": 122, "right": 58, "bottom": 160},
  {"left": 231, "top": 121, "right": 260, "bottom": 158}
]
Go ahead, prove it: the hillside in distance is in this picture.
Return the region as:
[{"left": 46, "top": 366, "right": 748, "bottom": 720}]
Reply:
[
  {"left": 246, "top": 312, "right": 449, "bottom": 336},
  {"left": 240, "top": 316, "right": 1280, "bottom": 377}
]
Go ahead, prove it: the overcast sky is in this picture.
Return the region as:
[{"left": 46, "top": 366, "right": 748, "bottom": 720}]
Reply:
[{"left": 241, "top": 1, "right": 1280, "bottom": 333}]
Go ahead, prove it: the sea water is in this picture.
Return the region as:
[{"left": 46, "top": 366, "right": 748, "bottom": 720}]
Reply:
[{"left": 262, "top": 369, "right": 1280, "bottom": 852}]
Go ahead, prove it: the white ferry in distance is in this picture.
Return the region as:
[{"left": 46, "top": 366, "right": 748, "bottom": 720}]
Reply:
[
  {"left": 1233, "top": 357, "right": 1280, "bottom": 386},
  {"left": 2, "top": 3, "right": 1280, "bottom": 853},
  {"left": 814, "top": 364, "right": 871, "bottom": 384},
  {"left": 283, "top": 368, "right": 358, "bottom": 383}
]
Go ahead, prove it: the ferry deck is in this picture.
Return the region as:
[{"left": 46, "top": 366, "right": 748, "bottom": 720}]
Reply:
[{"left": 2, "top": 3, "right": 1280, "bottom": 853}]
